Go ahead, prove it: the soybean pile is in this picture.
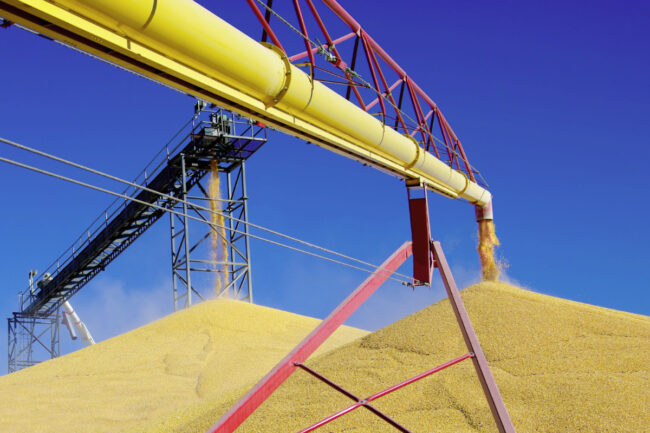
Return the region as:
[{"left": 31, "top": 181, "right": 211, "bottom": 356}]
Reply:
[
  {"left": 2, "top": 282, "right": 648, "bottom": 432},
  {"left": 0, "top": 299, "right": 367, "bottom": 433}
]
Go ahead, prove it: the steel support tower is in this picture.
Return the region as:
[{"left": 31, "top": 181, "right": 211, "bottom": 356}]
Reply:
[
  {"left": 7, "top": 106, "right": 266, "bottom": 372},
  {"left": 170, "top": 119, "right": 254, "bottom": 309},
  {"left": 7, "top": 309, "right": 60, "bottom": 373}
]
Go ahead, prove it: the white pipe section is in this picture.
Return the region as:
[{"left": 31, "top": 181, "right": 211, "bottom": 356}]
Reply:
[{"left": 62, "top": 301, "right": 96, "bottom": 346}]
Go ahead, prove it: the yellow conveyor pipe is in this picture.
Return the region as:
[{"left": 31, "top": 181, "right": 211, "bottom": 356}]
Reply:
[{"left": 1, "top": 0, "right": 491, "bottom": 207}]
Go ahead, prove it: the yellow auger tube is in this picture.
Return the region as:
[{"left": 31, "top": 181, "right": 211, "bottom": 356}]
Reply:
[{"left": 0, "top": 0, "right": 491, "bottom": 206}]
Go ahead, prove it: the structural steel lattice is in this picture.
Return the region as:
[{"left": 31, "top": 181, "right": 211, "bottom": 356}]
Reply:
[
  {"left": 7, "top": 107, "right": 266, "bottom": 372},
  {"left": 170, "top": 120, "right": 255, "bottom": 309},
  {"left": 7, "top": 309, "right": 59, "bottom": 373}
]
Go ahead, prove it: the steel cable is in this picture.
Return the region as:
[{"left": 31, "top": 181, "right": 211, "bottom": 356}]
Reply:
[{"left": 0, "top": 146, "right": 416, "bottom": 286}]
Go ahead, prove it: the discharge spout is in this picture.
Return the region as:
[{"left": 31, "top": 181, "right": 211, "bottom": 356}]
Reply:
[{"left": 2, "top": 0, "right": 491, "bottom": 207}]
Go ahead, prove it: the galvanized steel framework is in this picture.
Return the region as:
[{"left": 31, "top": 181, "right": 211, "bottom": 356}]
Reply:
[
  {"left": 7, "top": 108, "right": 265, "bottom": 371},
  {"left": 8, "top": 310, "right": 60, "bottom": 373},
  {"left": 170, "top": 153, "right": 253, "bottom": 310}
]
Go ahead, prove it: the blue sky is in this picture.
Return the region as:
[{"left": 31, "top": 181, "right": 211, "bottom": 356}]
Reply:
[{"left": 0, "top": 0, "right": 649, "bottom": 375}]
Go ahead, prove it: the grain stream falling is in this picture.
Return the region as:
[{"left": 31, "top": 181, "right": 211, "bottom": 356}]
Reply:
[
  {"left": 478, "top": 219, "right": 500, "bottom": 281},
  {"left": 209, "top": 160, "right": 229, "bottom": 297}
]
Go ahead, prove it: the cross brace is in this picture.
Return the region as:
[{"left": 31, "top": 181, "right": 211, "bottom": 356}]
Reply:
[{"left": 206, "top": 186, "right": 515, "bottom": 433}]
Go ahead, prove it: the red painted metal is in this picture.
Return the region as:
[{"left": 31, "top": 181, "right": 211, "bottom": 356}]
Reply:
[
  {"left": 432, "top": 241, "right": 516, "bottom": 433},
  {"left": 437, "top": 111, "right": 475, "bottom": 181},
  {"left": 294, "top": 363, "right": 413, "bottom": 433},
  {"left": 406, "top": 80, "right": 433, "bottom": 148},
  {"left": 368, "top": 49, "right": 408, "bottom": 131},
  {"left": 244, "top": 0, "right": 484, "bottom": 180},
  {"left": 314, "top": 0, "right": 480, "bottom": 181},
  {"left": 360, "top": 34, "right": 386, "bottom": 118},
  {"left": 292, "top": 0, "right": 315, "bottom": 79},
  {"left": 345, "top": 35, "right": 361, "bottom": 101},
  {"left": 406, "top": 182, "right": 433, "bottom": 285},
  {"left": 206, "top": 242, "right": 413, "bottom": 433},
  {"left": 365, "top": 77, "right": 401, "bottom": 112},
  {"left": 245, "top": 0, "right": 284, "bottom": 51},
  {"left": 297, "top": 353, "right": 473, "bottom": 433},
  {"left": 288, "top": 32, "right": 355, "bottom": 62}
]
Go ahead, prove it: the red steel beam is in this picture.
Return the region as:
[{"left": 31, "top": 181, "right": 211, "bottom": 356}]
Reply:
[
  {"left": 360, "top": 34, "right": 387, "bottom": 118},
  {"left": 367, "top": 48, "right": 408, "bottom": 133},
  {"left": 431, "top": 241, "right": 516, "bottom": 433},
  {"left": 288, "top": 32, "right": 355, "bottom": 62},
  {"left": 245, "top": 0, "right": 284, "bottom": 52},
  {"left": 297, "top": 353, "right": 473, "bottom": 433},
  {"left": 319, "top": 0, "right": 477, "bottom": 176},
  {"left": 292, "top": 0, "right": 316, "bottom": 79},
  {"left": 206, "top": 242, "right": 413, "bottom": 433},
  {"left": 406, "top": 182, "right": 432, "bottom": 285},
  {"left": 365, "top": 77, "right": 401, "bottom": 111},
  {"left": 436, "top": 111, "right": 475, "bottom": 181}
]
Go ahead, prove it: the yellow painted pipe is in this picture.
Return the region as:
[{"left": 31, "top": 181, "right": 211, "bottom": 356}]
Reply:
[{"left": 1, "top": 0, "right": 492, "bottom": 207}]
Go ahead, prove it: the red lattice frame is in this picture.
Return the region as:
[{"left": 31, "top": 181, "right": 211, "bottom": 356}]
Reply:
[{"left": 242, "top": 0, "right": 486, "bottom": 186}]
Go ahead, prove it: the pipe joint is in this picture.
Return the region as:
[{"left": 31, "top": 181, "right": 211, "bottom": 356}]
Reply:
[
  {"left": 402, "top": 134, "right": 422, "bottom": 169},
  {"left": 260, "top": 42, "right": 292, "bottom": 108}
]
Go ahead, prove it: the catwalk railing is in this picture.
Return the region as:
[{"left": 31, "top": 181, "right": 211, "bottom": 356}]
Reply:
[{"left": 18, "top": 110, "right": 266, "bottom": 317}]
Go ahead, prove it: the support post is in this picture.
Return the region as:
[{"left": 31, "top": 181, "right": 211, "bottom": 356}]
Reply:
[
  {"left": 170, "top": 157, "right": 253, "bottom": 307},
  {"left": 169, "top": 210, "right": 180, "bottom": 311},
  {"left": 431, "top": 241, "right": 516, "bottom": 433},
  {"left": 207, "top": 242, "right": 413, "bottom": 433},
  {"left": 180, "top": 153, "right": 193, "bottom": 307},
  {"left": 406, "top": 180, "right": 432, "bottom": 285}
]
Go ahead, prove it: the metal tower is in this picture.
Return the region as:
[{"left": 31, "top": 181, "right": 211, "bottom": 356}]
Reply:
[
  {"left": 7, "top": 106, "right": 266, "bottom": 372},
  {"left": 170, "top": 110, "right": 256, "bottom": 309},
  {"left": 7, "top": 311, "right": 60, "bottom": 373}
]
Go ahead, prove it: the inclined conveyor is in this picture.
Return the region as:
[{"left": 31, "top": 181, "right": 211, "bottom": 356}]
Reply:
[{"left": 21, "top": 113, "right": 266, "bottom": 316}]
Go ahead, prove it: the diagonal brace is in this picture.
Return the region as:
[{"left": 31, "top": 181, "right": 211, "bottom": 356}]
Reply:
[
  {"left": 297, "top": 353, "right": 474, "bottom": 433},
  {"left": 294, "top": 362, "right": 412, "bottom": 433},
  {"left": 206, "top": 242, "right": 413, "bottom": 433},
  {"left": 432, "top": 241, "right": 516, "bottom": 433}
]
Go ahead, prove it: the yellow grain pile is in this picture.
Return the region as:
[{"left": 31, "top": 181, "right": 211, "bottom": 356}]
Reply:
[
  {"left": 136, "top": 282, "right": 649, "bottom": 433},
  {"left": 0, "top": 300, "right": 367, "bottom": 433}
]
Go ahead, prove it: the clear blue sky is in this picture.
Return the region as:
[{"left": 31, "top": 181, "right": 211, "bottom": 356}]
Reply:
[{"left": 0, "top": 0, "right": 648, "bottom": 375}]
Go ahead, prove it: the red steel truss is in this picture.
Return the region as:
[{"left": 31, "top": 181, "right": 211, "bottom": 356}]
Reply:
[
  {"left": 240, "top": 0, "right": 485, "bottom": 186},
  {"left": 205, "top": 185, "right": 516, "bottom": 433}
]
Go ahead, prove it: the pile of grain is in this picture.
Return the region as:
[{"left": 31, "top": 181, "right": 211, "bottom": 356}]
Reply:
[
  {"left": 138, "top": 282, "right": 650, "bottom": 433},
  {"left": 0, "top": 299, "right": 367, "bottom": 433},
  {"left": 2, "top": 282, "right": 648, "bottom": 432}
]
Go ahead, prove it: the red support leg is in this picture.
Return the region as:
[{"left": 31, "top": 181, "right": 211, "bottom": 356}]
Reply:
[
  {"left": 206, "top": 242, "right": 413, "bottom": 433},
  {"left": 431, "top": 241, "right": 516, "bottom": 433},
  {"left": 406, "top": 181, "right": 433, "bottom": 285}
]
